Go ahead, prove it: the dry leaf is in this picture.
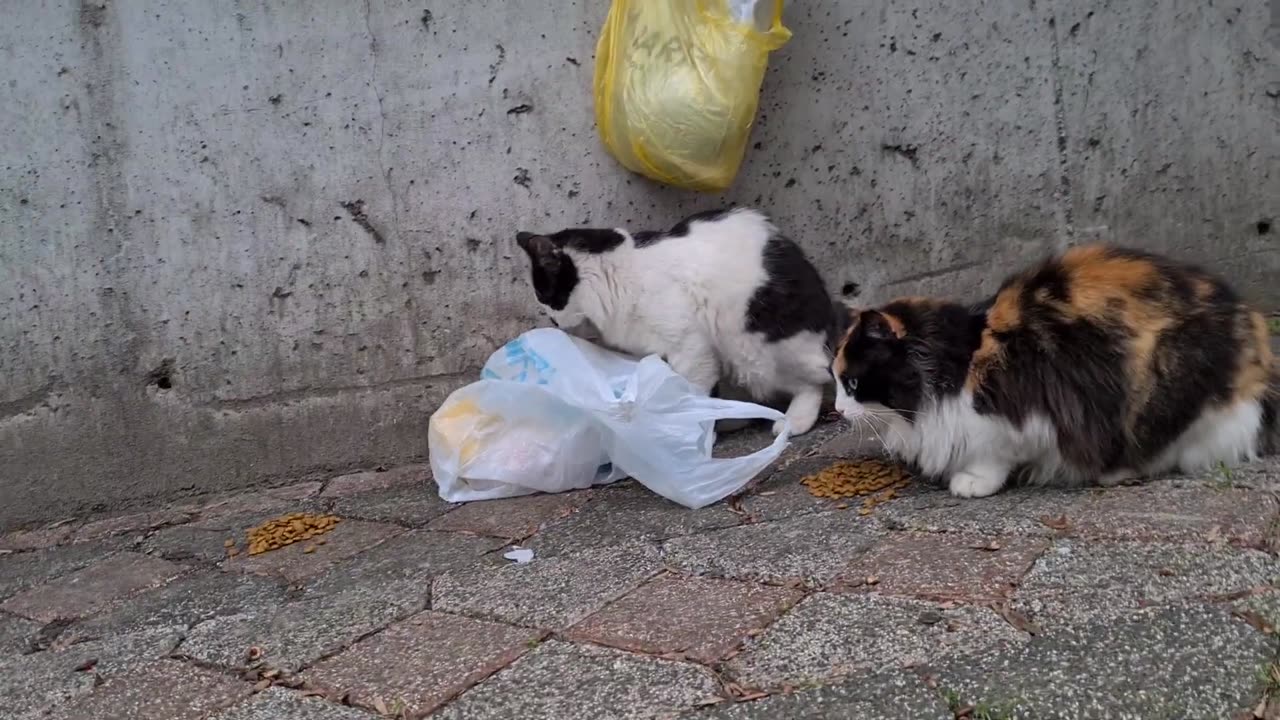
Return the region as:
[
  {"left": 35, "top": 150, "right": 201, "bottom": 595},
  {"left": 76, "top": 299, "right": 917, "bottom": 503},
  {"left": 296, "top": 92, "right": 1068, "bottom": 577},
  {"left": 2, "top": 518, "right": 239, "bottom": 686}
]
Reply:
[
  {"left": 1157, "top": 567, "right": 1176, "bottom": 577},
  {"left": 1039, "top": 514, "right": 1071, "bottom": 531},
  {"left": 1206, "top": 525, "right": 1224, "bottom": 544},
  {"left": 992, "top": 604, "right": 1040, "bottom": 635},
  {"left": 1233, "top": 609, "right": 1276, "bottom": 635},
  {"left": 865, "top": 575, "right": 880, "bottom": 586},
  {"left": 372, "top": 696, "right": 390, "bottom": 714},
  {"left": 252, "top": 679, "right": 272, "bottom": 692},
  {"left": 835, "top": 503, "right": 849, "bottom": 510},
  {"left": 695, "top": 696, "right": 727, "bottom": 707},
  {"left": 970, "top": 540, "right": 1002, "bottom": 552},
  {"left": 735, "top": 691, "right": 770, "bottom": 702}
]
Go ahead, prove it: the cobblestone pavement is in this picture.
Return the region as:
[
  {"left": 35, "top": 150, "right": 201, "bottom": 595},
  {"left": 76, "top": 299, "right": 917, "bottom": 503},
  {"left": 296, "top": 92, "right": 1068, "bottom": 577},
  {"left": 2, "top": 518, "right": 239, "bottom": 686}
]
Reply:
[{"left": 4, "top": 418, "right": 1280, "bottom": 720}]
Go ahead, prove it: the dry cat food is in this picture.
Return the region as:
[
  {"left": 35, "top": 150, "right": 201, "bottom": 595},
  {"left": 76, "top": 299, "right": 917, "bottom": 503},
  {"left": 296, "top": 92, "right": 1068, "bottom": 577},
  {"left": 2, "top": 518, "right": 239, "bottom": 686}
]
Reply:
[
  {"left": 231, "top": 512, "right": 341, "bottom": 557},
  {"left": 800, "top": 459, "right": 911, "bottom": 514}
]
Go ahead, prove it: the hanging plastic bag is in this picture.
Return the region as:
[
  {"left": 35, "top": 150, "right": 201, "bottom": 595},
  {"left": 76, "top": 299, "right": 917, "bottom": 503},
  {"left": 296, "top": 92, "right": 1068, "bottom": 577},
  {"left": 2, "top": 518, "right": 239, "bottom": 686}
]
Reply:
[
  {"left": 594, "top": 0, "right": 791, "bottom": 192},
  {"left": 429, "top": 328, "right": 790, "bottom": 509}
]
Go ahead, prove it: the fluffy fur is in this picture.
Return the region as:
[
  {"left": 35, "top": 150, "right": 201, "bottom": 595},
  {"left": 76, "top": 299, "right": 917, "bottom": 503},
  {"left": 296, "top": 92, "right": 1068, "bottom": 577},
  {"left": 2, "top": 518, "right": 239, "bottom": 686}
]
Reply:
[
  {"left": 516, "top": 208, "right": 838, "bottom": 435},
  {"left": 832, "top": 244, "right": 1276, "bottom": 498}
]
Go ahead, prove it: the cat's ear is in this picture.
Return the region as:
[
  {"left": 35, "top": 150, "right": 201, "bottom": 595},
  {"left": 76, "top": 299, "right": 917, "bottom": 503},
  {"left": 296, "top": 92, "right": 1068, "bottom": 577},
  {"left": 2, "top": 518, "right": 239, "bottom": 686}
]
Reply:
[
  {"left": 516, "top": 232, "right": 557, "bottom": 259},
  {"left": 860, "top": 310, "right": 902, "bottom": 341}
]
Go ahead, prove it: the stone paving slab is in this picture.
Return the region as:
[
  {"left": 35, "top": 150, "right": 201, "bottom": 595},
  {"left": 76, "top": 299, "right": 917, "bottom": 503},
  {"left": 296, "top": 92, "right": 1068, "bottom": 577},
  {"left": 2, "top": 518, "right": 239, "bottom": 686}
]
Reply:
[
  {"left": 0, "top": 524, "right": 75, "bottom": 552},
  {"left": 321, "top": 465, "right": 431, "bottom": 499},
  {"left": 1, "top": 447, "right": 1276, "bottom": 719},
  {"left": 738, "top": 458, "right": 852, "bottom": 523},
  {"left": 528, "top": 482, "right": 742, "bottom": 557},
  {"left": 301, "top": 529, "right": 504, "bottom": 600},
  {"left": 1, "top": 552, "right": 186, "bottom": 622},
  {"left": 1011, "top": 539, "right": 1280, "bottom": 629},
  {"left": 929, "top": 605, "right": 1272, "bottom": 720},
  {"left": 43, "top": 659, "right": 251, "bottom": 720},
  {"left": 838, "top": 532, "right": 1048, "bottom": 601},
  {"left": 0, "top": 614, "right": 42, "bottom": 655},
  {"left": 179, "top": 587, "right": 416, "bottom": 673},
  {"left": 189, "top": 482, "right": 327, "bottom": 522},
  {"left": 662, "top": 512, "right": 881, "bottom": 587},
  {"left": 304, "top": 611, "right": 541, "bottom": 716},
  {"left": 0, "top": 539, "right": 129, "bottom": 601},
  {"left": 209, "top": 687, "right": 372, "bottom": 720},
  {"left": 1, "top": 627, "right": 187, "bottom": 719},
  {"left": 427, "top": 489, "right": 595, "bottom": 539},
  {"left": 432, "top": 640, "right": 722, "bottom": 720},
  {"left": 75, "top": 571, "right": 289, "bottom": 637},
  {"left": 874, "top": 486, "right": 1085, "bottom": 537},
  {"left": 70, "top": 508, "right": 195, "bottom": 544},
  {"left": 564, "top": 574, "right": 803, "bottom": 664},
  {"left": 208, "top": 681, "right": 371, "bottom": 717},
  {"left": 685, "top": 670, "right": 952, "bottom": 720},
  {"left": 225, "top": 520, "right": 405, "bottom": 583},
  {"left": 330, "top": 485, "right": 456, "bottom": 528},
  {"left": 726, "top": 592, "right": 1025, "bottom": 690},
  {"left": 1069, "top": 485, "right": 1278, "bottom": 545},
  {"left": 433, "top": 543, "right": 663, "bottom": 629}
]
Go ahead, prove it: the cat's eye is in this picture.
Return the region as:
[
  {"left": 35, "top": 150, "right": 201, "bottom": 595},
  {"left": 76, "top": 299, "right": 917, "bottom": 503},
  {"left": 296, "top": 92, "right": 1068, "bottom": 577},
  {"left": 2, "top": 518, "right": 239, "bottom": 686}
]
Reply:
[{"left": 842, "top": 377, "right": 858, "bottom": 395}]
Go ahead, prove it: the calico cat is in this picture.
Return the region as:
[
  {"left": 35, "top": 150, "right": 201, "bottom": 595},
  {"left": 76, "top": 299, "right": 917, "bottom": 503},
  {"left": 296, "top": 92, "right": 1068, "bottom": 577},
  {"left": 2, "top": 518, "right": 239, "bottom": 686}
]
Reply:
[
  {"left": 516, "top": 207, "right": 838, "bottom": 435},
  {"left": 832, "top": 244, "right": 1277, "bottom": 497}
]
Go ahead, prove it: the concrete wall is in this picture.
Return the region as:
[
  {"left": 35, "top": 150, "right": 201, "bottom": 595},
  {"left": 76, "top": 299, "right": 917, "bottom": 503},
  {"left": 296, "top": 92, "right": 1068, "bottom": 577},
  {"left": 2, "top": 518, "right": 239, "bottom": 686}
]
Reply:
[{"left": 1, "top": 0, "right": 1276, "bottom": 530}]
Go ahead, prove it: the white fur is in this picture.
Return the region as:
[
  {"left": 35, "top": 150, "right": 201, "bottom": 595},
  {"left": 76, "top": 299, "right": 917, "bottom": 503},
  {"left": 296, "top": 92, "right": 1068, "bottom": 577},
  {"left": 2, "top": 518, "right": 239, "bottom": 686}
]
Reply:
[
  {"left": 547, "top": 209, "right": 831, "bottom": 435},
  {"left": 833, "top": 379, "right": 1264, "bottom": 498}
]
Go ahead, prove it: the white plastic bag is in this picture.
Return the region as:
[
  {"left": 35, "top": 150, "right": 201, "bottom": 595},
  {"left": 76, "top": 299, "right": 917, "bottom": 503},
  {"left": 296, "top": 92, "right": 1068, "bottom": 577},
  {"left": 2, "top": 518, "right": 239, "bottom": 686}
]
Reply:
[{"left": 429, "top": 328, "right": 790, "bottom": 509}]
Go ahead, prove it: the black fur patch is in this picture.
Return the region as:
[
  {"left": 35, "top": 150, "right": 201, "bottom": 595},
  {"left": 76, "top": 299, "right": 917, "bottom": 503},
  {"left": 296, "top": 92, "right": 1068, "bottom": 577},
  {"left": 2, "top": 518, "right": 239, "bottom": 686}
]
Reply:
[
  {"left": 667, "top": 208, "right": 733, "bottom": 237},
  {"left": 745, "top": 236, "right": 836, "bottom": 343},
  {"left": 548, "top": 228, "right": 626, "bottom": 254},
  {"left": 516, "top": 232, "right": 579, "bottom": 310},
  {"left": 840, "top": 302, "right": 985, "bottom": 420}
]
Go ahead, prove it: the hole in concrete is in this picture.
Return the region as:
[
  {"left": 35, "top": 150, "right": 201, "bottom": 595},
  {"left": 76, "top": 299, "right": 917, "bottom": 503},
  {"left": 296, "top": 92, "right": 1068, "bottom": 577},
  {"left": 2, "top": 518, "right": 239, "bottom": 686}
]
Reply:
[
  {"left": 147, "top": 359, "right": 176, "bottom": 390},
  {"left": 841, "top": 281, "right": 861, "bottom": 297},
  {"left": 1257, "top": 219, "right": 1272, "bottom": 236}
]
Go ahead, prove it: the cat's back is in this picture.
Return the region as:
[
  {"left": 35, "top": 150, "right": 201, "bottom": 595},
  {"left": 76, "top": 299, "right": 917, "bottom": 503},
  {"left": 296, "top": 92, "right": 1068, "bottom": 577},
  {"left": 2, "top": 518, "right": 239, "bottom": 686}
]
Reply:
[
  {"left": 632, "top": 207, "right": 776, "bottom": 269},
  {"left": 981, "top": 244, "right": 1271, "bottom": 408}
]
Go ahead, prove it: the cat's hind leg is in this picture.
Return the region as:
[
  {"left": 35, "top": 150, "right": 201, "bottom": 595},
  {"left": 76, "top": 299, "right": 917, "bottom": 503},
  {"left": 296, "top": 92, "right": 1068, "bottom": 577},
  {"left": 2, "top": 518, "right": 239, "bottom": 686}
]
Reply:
[{"left": 1156, "top": 399, "right": 1263, "bottom": 475}]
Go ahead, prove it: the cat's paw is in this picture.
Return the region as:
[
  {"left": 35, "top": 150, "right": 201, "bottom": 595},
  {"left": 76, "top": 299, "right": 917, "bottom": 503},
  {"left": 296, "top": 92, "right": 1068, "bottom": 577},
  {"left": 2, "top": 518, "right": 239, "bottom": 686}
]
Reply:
[
  {"left": 772, "top": 418, "right": 790, "bottom": 436},
  {"left": 949, "top": 468, "right": 1005, "bottom": 498}
]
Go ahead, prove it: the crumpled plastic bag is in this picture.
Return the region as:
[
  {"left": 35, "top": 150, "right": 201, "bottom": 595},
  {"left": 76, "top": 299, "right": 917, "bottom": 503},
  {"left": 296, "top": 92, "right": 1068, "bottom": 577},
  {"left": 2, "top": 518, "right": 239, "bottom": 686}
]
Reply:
[
  {"left": 594, "top": 0, "right": 791, "bottom": 192},
  {"left": 429, "top": 328, "right": 790, "bottom": 509}
]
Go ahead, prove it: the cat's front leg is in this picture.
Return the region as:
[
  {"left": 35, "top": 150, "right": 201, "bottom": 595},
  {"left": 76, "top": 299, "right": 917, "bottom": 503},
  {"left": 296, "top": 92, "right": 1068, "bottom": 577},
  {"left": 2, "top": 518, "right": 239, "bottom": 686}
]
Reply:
[
  {"left": 948, "top": 460, "right": 1011, "bottom": 498},
  {"left": 666, "top": 339, "right": 720, "bottom": 395}
]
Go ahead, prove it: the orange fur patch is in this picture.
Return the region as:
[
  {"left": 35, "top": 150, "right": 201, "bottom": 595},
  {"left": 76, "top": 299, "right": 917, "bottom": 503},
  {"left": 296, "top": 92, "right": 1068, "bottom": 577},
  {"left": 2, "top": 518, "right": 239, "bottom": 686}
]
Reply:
[{"left": 1234, "top": 310, "right": 1273, "bottom": 404}]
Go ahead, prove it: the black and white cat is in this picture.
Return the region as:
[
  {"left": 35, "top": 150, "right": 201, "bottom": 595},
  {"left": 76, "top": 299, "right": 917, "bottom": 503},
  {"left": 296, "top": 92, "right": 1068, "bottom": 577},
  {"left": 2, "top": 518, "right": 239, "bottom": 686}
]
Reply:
[{"left": 516, "top": 208, "right": 839, "bottom": 436}]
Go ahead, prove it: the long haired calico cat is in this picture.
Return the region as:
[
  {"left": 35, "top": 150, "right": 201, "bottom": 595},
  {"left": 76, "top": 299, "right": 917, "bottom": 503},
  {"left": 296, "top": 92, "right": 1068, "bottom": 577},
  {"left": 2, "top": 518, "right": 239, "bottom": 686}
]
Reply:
[
  {"left": 516, "top": 208, "right": 838, "bottom": 435},
  {"left": 833, "top": 244, "right": 1277, "bottom": 497}
]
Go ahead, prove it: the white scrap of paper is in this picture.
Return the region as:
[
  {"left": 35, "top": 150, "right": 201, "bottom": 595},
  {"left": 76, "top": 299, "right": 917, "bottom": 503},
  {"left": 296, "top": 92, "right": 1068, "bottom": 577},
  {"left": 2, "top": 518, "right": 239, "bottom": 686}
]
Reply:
[{"left": 503, "top": 547, "right": 535, "bottom": 564}]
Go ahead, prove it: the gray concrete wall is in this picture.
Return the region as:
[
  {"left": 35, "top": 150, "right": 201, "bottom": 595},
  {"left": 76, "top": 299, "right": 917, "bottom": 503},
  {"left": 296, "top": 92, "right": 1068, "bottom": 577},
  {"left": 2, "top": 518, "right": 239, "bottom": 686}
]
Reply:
[{"left": 1, "top": 0, "right": 1276, "bottom": 530}]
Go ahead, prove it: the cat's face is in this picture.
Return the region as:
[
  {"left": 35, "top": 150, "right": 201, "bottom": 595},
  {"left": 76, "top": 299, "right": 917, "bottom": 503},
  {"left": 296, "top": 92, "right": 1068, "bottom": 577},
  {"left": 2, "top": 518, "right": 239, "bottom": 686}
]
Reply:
[
  {"left": 515, "top": 231, "right": 589, "bottom": 329},
  {"left": 832, "top": 309, "right": 924, "bottom": 422}
]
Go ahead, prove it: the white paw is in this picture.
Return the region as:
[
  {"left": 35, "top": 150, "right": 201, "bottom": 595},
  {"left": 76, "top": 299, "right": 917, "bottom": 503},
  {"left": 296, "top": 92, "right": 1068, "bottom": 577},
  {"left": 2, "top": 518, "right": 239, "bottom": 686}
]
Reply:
[
  {"left": 772, "top": 418, "right": 790, "bottom": 437},
  {"left": 949, "top": 469, "right": 1005, "bottom": 498}
]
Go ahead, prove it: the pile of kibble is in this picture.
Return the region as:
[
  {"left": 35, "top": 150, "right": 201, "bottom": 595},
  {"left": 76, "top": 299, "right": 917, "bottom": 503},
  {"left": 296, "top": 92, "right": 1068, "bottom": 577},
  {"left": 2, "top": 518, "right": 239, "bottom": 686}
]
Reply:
[
  {"left": 225, "top": 512, "right": 342, "bottom": 557},
  {"left": 800, "top": 459, "right": 911, "bottom": 514}
]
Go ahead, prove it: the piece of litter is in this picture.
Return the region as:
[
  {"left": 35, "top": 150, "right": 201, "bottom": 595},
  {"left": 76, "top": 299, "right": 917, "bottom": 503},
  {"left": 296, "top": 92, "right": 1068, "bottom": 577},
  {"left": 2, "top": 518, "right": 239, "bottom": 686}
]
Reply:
[{"left": 504, "top": 547, "right": 535, "bottom": 564}]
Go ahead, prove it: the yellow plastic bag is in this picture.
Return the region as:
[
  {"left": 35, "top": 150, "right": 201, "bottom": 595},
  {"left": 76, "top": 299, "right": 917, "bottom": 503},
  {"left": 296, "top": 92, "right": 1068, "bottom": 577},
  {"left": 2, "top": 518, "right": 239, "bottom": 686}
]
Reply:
[{"left": 594, "top": 0, "right": 791, "bottom": 192}]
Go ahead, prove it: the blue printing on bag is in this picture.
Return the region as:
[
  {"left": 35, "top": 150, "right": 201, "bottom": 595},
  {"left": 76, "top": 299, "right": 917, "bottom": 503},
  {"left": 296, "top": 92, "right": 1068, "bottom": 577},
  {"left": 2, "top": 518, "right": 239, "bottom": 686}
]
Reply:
[{"left": 480, "top": 338, "right": 555, "bottom": 385}]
